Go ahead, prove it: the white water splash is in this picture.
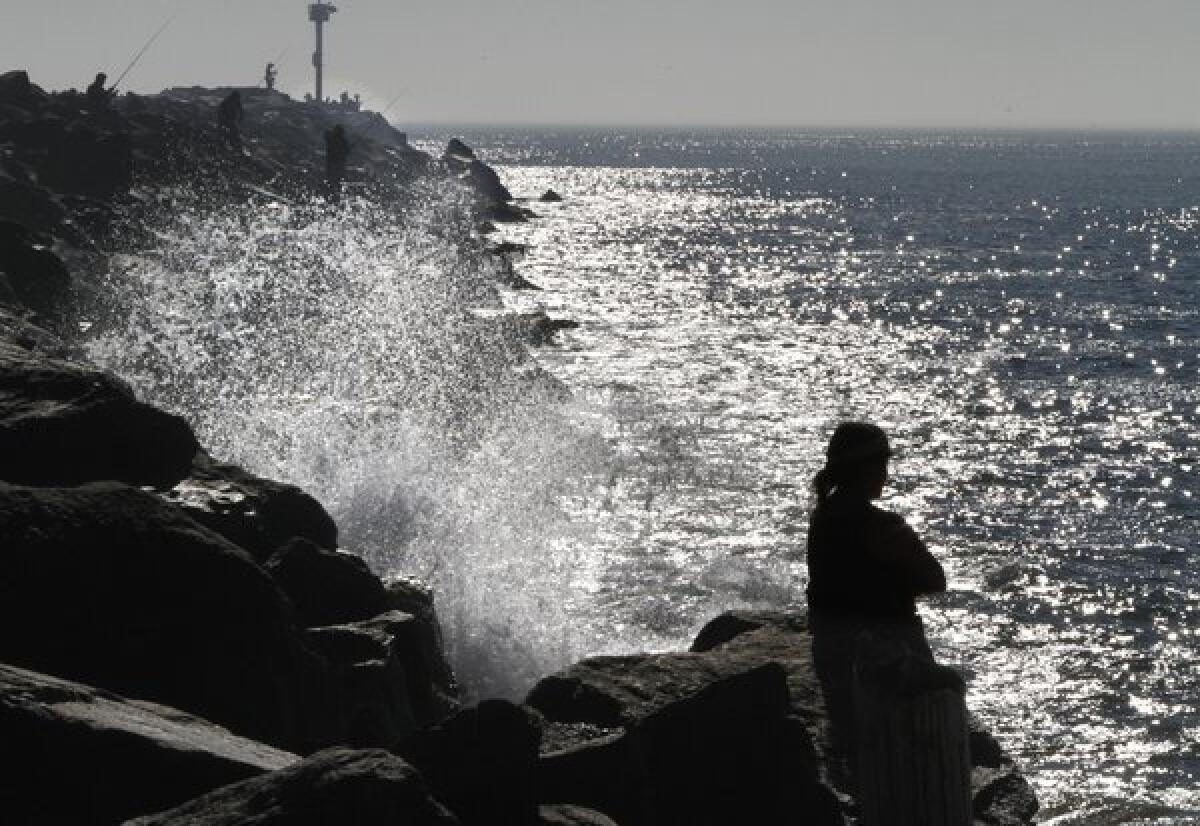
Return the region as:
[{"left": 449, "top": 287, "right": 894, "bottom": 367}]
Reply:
[{"left": 85, "top": 183, "right": 611, "bottom": 699}]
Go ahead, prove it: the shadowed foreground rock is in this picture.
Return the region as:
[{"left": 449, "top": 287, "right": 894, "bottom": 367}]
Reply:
[
  {"left": 123, "top": 748, "right": 459, "bottom": 826},
  {"left": 0, "top": 663, "right": 297, "bottom": 826},
  {"left": 527, "top": 652, "right": 829, "bottom": 826},
  {"left": 0, "top": 482, "right": 338, "bottom": 752},
  {"left": 395, "top": 698, "right": 542, "bottom": 826},
  {"left": 689, "top": 611, "right": 1038, "bottom": 826},
  {"left": 0, "top": 340, "right": 198, "bottom": 488}
]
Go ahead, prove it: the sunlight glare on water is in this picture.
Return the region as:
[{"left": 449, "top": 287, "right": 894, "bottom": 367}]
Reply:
[{"left": 415, "top": 129, "right": 1200, "bottom": 821}]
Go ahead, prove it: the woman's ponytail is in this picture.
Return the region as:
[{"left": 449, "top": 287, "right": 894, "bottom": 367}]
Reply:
[{"left": 812, "top": 466, "right": 835, "bottom": 505}]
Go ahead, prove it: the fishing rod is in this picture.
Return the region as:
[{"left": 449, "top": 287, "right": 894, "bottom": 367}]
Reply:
[
  {"left": 111, "top": 9, "right": 181, "bottom": 93},
  {"left": 258, "top": 44, "right": 290, "bottom": 86}
]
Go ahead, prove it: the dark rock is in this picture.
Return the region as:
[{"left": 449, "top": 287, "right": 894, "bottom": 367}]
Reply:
[
  {"left": 489, "top": 241, "right": 529, "bottom": 257},
  {"left": 689, "top": 609, "right": 808, "bottom": 652},
  {"left": 0, "top": 219, "right": 71, "bottom": 318},
  {"left": 0, "top": 482, "right": 340, "bottom": 752},
  {"left": 0, "top": 70, "right": 49, "bottom": 111},
  {"left": 528, "top": 654, "right": 801, "bottom": 826},
  {"left": 161, "top": 452, "right": 338, "bottom": 561},
  {"left": 384, "top": 576, "right": 459, "bottom": 703},
  {"left": 0, "top": 348, "right": 198, "bottom": 487},
  {"left": 539, "top": 189, "right": 564, "bottom": 203},
  {"left": 395, "top": 699, "right": 542, "bottom": 826},
  {"left": 267, "top": 539, "right": 387, "bottom": 627},
  {"left": 444, "top": 138, "right": 477, "bottom": 161},
  {"left": 123, "top": 748, "right": 459, "bottom": 826},
  {"left": 305, "top": 610, "right": 458, "bottom": 745},
  {"left": 0, "top": 662, "right": 297, "bottom": 826},
  {"left": 537, "top": 804, "right": 619, "bottom": 826},
  {"left": 687, "top": 611, "right": 1038, "bottom": 826},
  {"left": 0, "top": 167, "right": 65, "bottom": 231}
]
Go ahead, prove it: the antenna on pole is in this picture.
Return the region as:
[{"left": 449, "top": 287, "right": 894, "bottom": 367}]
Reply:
[{"left": 308, "top": 1, "right": 338, "bottom": 104}]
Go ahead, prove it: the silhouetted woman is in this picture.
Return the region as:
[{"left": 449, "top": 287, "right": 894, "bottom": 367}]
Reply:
[
  {"left": 807, "top": 421, "right": 945, "bottom": 627},
  {"left": 806, "top": 421, "right": 947, "bottom": 763}
]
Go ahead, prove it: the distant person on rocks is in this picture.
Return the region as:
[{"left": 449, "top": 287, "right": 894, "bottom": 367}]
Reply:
[
  {"left": 805, "top": 421, "right": 947, "bottom": 759},
  {"left": 86, "top": 72, "right": 113, "bottom": 110},
  {"left": 264, "top": 62, "right": 277, "bottom": 91},
  {"left": 324, "top": 124, "right": 351, "bottom": 193},
  {"left": 216, "top": 90, "right": 244, "bottom": 152}
]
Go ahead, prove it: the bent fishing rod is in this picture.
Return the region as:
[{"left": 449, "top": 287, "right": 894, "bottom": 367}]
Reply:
[{"left": 111, "top": 9, "right": 181, "bottom": 93}]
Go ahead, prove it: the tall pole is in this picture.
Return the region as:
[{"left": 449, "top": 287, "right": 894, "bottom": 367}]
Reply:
[{"left": 308, "top": 2, "right": 337, "bottom": 103}]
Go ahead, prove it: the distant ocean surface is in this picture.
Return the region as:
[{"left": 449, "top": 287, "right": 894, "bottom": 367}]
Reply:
[{"left": 413, "top": 128, "right": 1199, "bottom": 823}]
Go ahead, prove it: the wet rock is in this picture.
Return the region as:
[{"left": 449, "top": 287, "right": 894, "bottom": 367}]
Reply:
[
  {"left": 161, "top": 453, "right": 338, "bottom": 561},
  {"left": 0, "top": 482, "right": 339, "bottom": 752},
  {"left": 528, "top": 653, "right": 801, "bottom": 826},
  {"left": 0, "top": 219, "right": 71, "bottom": 319},
  {"left": 395, "top": 698, "right": 542, "bottom": 826},
  {"left": 0, "top": 662, "right": 297, "bottom": 826},
  {"left": 539, "top": 189, "right": 564, "bottom": 203},
  {"left": 444, "top": 138, "right": 477, "bottom": 161},
  {"left": 305, "top": 610, "right": 458, "bottom": 745},
  {"left": 0, "top": 166, "right": 65, "bottom": 231},
  {"left": 267, "top": 538, "right": 387, "bottom": 627},
  {"left": 384, "top": 576, "right": 459, "bottom": 697},
  {"left": 123, "top": 748, "right": 459, "bottom": 826},
  {"left": 537, "top": 805, "right": 619, "bottom": 826},
  {"left": 0, "top": 348, "right": 198, "bottom": 488}
]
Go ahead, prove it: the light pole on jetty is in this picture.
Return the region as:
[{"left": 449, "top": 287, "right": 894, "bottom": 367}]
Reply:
[{"left": 308, "top": 1, "right": 338, "bottom": 104}]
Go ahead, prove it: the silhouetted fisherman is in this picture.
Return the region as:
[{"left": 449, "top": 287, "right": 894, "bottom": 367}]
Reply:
[
  {"left": 805, "top": 422, "right": 947, "bottom": 769},
  {"left": 86, "top": 72, "right": 113, "bottom": 110},
  {"left": 264, "top": 62, "right": 277, "bottom": 90},
  {"left": 324, "top": 124, "right": 351, "bottom": 193},
  {"left": 216, "top": 90, "right": 244, "bottom": 152}
]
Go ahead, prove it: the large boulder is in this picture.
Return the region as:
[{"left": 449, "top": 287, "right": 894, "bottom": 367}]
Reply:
[
  {"left": 0, "top": 348, "right": 198, "bottom": 488},
  {"left": 689, "top": 611, "right": 1039, "bottom": 826},
  {"left": 527, "top": 653, "right": 805, "bottom": 826},
  {"left": 123, "top": 748, "right": 459, "bottom": 826},
  {"left": 0, "top": 482, "right": 339, "bottom": 752},
  {"left": 0, "top": 662, "right": 297, "bottom": 826},
  {"left": 161, "top": 453, "right": 338, "bottom": 561},
  {"left": 395, "top": 699, "right": 541, "bottom": 826}
]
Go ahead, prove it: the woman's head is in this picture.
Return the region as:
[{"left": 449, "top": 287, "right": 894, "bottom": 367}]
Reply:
[{"left": 813, "top": 421, "right": 893, "bottom": 503}]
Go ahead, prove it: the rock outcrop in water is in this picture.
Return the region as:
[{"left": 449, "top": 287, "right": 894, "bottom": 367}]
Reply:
[{"left": 0, "top": 69, "right": 1035, "bottom": 825}]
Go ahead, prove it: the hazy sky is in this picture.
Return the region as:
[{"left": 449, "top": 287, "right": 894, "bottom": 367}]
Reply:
[{"left": 4, "top": 0, "right": 1200, "bottom": 128}]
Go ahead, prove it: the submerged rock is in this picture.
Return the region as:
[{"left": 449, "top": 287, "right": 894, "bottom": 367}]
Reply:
[
  {"left": 539, "top": 189, "right": 564, "bottom": 203},
  {"left": 0, "top": 662, "right": 296, "bottom": 826},
  {"left": 123, "top": 748, "right": 459, "bottom": 826}
]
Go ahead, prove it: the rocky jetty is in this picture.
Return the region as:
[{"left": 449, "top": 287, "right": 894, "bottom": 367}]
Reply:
[{"left": 0, "top": 68, "right": 1036, "bottom": 825}]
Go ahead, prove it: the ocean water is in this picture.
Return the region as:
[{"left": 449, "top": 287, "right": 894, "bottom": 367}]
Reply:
[
  {"left": 86, "top": 127, "right": 1200, "bottom": 823},
  {"left": 413, "top": 128, "right": 1200, "bottom": 822}
]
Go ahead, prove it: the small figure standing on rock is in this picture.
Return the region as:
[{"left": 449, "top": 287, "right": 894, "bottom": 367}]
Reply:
[
  {"left": 264, "top": 62, "right": 277, "bottom": 91},
  {"left": 86, "top": 72, "right": 113, "bottom": 111},
  {"left": 805, "top": 422, "right": 947, "bottom": 757},
  {"left": 216, "top": 90, "right": 244, "bottom": 152},
  {"left": 324, "top": 124, "right": 351, "bottom": 194}
]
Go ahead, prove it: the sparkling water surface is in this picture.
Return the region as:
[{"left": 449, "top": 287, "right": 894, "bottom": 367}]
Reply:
[
  {"left": 87, "top": 128, "right": 1199, "bottom": 824},
  {"left": 414, "top": 128, "right": 1200, "bottom": 822}
]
